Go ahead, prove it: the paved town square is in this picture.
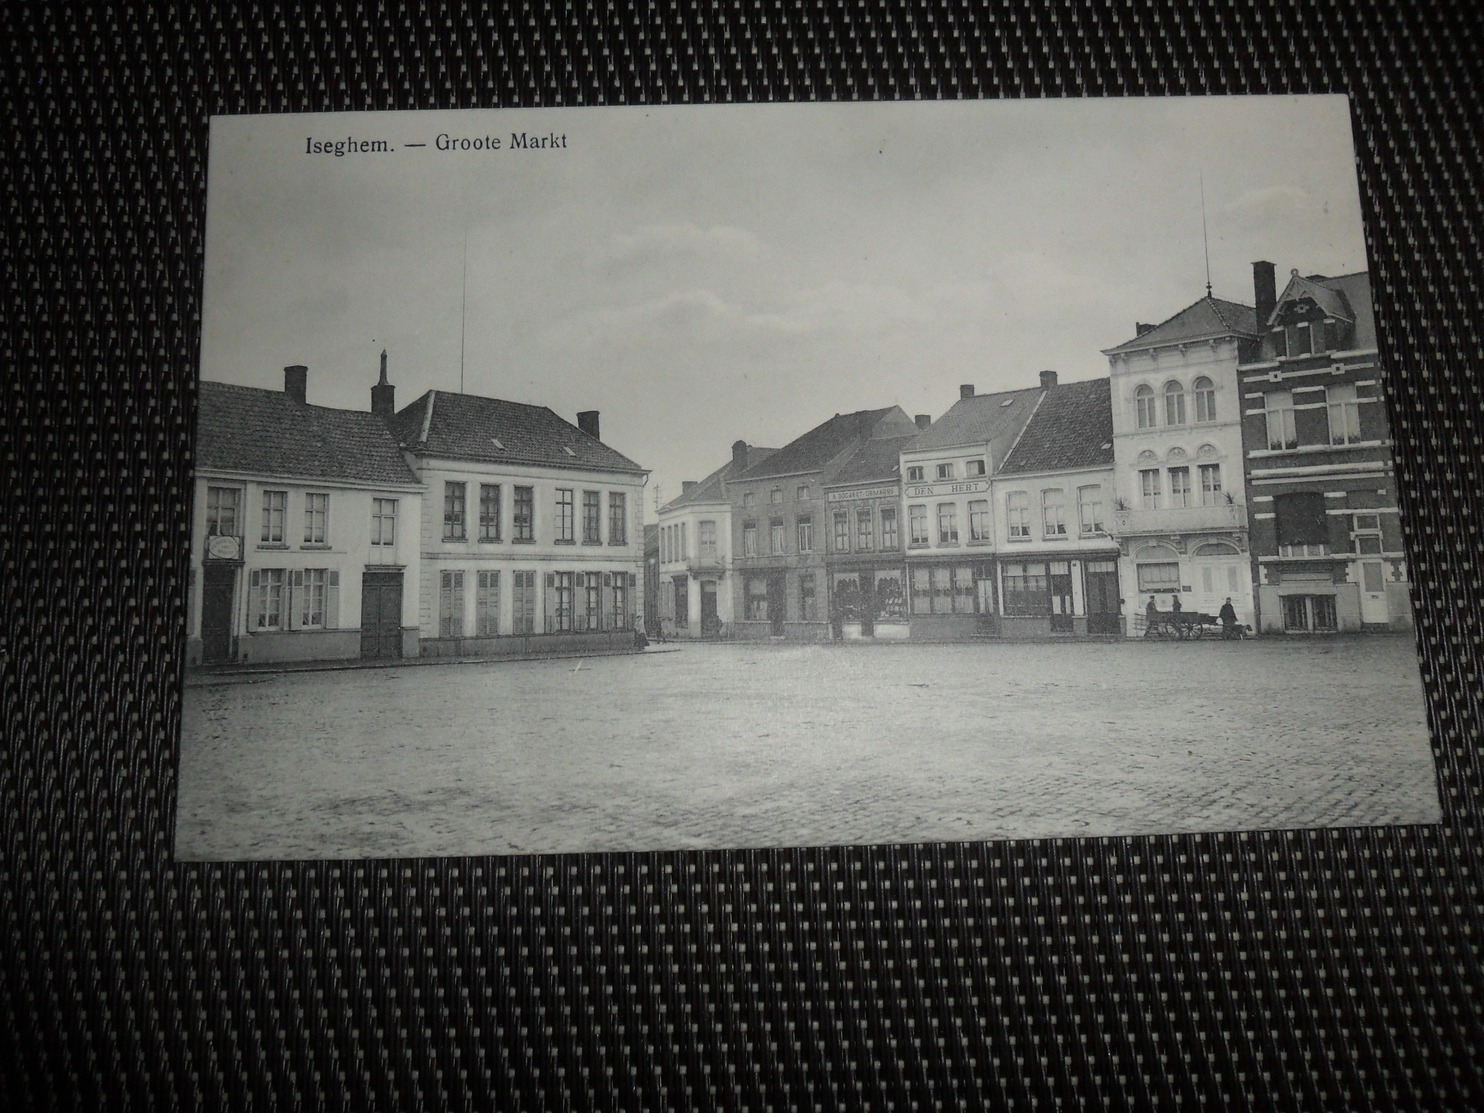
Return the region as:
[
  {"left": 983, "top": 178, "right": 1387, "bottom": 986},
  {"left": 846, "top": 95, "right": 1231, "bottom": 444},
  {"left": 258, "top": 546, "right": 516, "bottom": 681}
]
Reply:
[{"left": 175, "top": 637, "right": 1439, "bottom": 861}]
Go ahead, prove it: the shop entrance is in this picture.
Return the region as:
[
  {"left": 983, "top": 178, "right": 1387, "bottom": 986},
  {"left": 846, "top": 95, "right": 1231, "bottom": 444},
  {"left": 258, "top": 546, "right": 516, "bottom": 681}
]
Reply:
[
  {"left": 1084, "top": 560, "right": 1121, "bottom": 635},
  {"left": 201, "top": 565, "right": 236, "bottom": 664}
]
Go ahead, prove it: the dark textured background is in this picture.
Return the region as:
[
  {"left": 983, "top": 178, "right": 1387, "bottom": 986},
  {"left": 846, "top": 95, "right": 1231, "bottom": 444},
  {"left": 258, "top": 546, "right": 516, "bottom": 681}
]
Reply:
[{"left": 4, "top": 1, "right": 1483, "bottom": 1108}]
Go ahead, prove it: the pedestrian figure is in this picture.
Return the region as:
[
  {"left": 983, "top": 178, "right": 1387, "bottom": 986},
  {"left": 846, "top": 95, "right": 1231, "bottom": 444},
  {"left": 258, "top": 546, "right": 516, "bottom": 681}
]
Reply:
[
  {"left": 1218, "top": 596, "right": 1238, "bottom": 639},
  {"left": 1145, "top": 595, "right": 1159, "bottom": 637},
  {"left": 1171, "top": 593, "right": 1183, "bottom": 616}
]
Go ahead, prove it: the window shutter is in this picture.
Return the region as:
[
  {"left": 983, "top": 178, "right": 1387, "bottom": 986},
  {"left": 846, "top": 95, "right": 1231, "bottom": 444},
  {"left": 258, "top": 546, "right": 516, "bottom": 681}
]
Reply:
[
  {"left": 286, "top": 570, "right": 302, "bottom": 630},
  {"left": 628, "top": 572, "right": 637, "bottom": 587},
  {"left": 246, "top": 570, "right": 260, "bottom": 632},
  {"left": 575, "top": 573, "right": 584, "bottom": 588},
  {"left": 326, "top": 570, "right": 340, "bottom": 628},
  {"left": 544, "top": 578, "right": 557, "bottom": 633},
  {"left": 546, "top": 572, "right": 555, "bottom": 588}
]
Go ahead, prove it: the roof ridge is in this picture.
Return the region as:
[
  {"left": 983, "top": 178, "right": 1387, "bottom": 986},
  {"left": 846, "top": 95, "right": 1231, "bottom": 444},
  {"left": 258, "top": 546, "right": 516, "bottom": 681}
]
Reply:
[{"left": 995, "top": 388, "right": 1047, "bottom": 470}]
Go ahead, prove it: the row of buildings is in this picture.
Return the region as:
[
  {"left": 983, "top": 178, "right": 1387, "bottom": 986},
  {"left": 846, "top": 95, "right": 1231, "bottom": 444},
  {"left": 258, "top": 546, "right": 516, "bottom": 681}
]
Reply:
[
  {"left": 654, "top": 261, "right": 1412, "bottom": 640},
  {"left": 187, "top": 355, "right": 649, "bottom": 666}
]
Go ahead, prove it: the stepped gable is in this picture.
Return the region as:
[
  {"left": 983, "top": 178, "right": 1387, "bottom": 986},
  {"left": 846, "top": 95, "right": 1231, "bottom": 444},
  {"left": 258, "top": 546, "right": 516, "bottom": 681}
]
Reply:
[
  {"left": 903, "top": 386, "right": 1043, "bottom": 471},
  {"left": 196, "top": 381, "right": 418, "bottom": 486},
  {"left": 999, "top": 378, "right": 1114, "bottom": 476},
  {"left": 1103, "top": 296, "right": 1259, "bottom": 354}
]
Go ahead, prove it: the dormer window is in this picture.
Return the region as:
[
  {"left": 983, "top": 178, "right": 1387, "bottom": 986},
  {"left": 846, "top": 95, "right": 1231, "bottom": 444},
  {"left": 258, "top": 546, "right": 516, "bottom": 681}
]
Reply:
[
  {"left": 491, "top": 437, "right": 506, "bottom": 450},
  {"left": 563, "top": 446, "right": 577, "bottom": 457}
]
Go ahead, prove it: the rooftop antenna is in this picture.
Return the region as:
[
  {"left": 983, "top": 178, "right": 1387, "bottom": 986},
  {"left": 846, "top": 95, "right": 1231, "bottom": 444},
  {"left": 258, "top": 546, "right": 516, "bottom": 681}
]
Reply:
[
  {"left": 1200, "top": 171, "right": 1213, "bottom": 299},
  {"left": 459, "top": 228, "right": 468, "bottom": 393}
]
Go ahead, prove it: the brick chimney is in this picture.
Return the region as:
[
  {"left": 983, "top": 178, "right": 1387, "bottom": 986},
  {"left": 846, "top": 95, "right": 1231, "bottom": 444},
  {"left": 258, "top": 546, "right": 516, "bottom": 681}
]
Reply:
[
  {"left": 284, "top": 364, "right": 308, "bottom": 404},
  {"left": 682, "top": 481, "right": 697, "bottom": 494},
  {"left": 914, "top": 413, "right": 931, "bottom": 430},
  {"left": 960, "top": 384, "right": 975, "bottom": 400},
  {"left": 732, "top": 439, "right": 749, "bottom": 471},
  {"left": 1253, "top": 260, "right": 1277, "bottom": 325},
  {"left": 371, "top": 349, "right": 395, "bottom": 418},
  {"left": 577, "top": 410, "right": 600, "bottom": 439},
  {"left": 1135, "top": 322, "right": 1156, "bottom": 336},
  {"left": 1039, "top": 369, "right": 1058, "bottom": 389}
]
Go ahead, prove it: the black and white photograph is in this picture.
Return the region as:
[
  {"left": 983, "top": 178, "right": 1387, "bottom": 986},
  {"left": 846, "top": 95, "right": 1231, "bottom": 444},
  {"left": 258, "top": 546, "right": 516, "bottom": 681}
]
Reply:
[{"left": 178, "top": 97, "right": 1439, "bottom": 861}]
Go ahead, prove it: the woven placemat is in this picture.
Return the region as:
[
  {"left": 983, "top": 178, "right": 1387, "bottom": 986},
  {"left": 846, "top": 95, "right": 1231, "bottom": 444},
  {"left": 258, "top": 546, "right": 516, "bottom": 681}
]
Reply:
[{"left": 4, "top": 2, "right": 1482, "bottom": 1107}]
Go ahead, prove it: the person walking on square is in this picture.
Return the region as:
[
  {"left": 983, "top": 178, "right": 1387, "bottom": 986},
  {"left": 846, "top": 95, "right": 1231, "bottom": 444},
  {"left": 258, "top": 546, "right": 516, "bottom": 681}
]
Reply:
[
  {"left": 1145, "top": 595, "right": 1159, "bottom": 637},
  {"left": 1219, "top": 596, "right": 1239, "bottom": 638},
  {"left": 1171, "top": 593, "right": 1183, "bottom": 616}
]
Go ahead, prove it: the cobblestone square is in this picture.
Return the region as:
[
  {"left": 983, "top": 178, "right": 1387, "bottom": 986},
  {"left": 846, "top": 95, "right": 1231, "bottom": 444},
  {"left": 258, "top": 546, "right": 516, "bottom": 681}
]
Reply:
[{"left": 176, "top": 637, "right": 1440, "bottom": 860}]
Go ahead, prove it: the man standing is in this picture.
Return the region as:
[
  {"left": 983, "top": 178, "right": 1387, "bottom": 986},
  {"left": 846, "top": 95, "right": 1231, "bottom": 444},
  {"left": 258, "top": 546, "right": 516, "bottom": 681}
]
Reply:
[{"left": 1219, "top": 596, "right": 1239, "bottom": 638}]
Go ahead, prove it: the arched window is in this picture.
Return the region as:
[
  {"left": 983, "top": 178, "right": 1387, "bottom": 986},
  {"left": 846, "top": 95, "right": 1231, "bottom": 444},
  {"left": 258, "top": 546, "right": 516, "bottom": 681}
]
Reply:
[
  {"left": 1192, "top": 376, "right": 1216, "bottom": 422},
  {"left": 1164, "top": 380, "right": 1186, "bottom": 426},
  {"left": 1135, "top": 384, "right": 1157, "bottom": 429}
]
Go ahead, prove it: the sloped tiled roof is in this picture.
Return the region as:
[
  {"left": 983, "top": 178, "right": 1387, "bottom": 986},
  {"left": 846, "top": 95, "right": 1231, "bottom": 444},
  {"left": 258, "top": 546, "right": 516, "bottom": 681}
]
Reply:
[
  {"left": 903, "top": 386, "right": 1043, "bottom": 469},
  {"left": 196, "top": 381, "right": 419, "bottom": 486},
  {"left": 660, "top": 447, "right": 778, "bottom": 513},
  {"left": 389, "top": 390, "right": 645, "bottom": 474},
  {"left": 826, "top": 435, "right": 916, "bottom": 488},
  {"left": 731, "top": 407, "right": 914, "bottom": 481},
  {"left": 1273, "top": 271, "right": 1374, "bottom": 349},
  {"left": 999, "top": 378, "right": 1114, "bottom": 476},
  {"left": 1272, "top": 271, "right": 1354, "bottom": 325},
  {"left": 1103, "top": 296, "right": 1259, "bottom": 354}
]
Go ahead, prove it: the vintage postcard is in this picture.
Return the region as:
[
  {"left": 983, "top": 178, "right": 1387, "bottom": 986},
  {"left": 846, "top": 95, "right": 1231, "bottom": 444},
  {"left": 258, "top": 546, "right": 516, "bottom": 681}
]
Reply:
[{"left": 177, "top": 98, "right": 1439, "bottom": 860}]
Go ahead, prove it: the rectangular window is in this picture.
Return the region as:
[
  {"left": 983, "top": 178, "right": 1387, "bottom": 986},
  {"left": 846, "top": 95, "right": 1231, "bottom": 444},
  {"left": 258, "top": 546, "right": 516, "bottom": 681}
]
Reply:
[
  {"left": 680, "top": 522, "right": 688, "bottom": 560},
  {"left": 584, "top": 572, "right": 602, "bottom": 631},
  {"left": 1002, "top": 562, "right": 1050, "bottom": 617},
  {"left": 582, "top": 491, "right": 602, "bottom": 544},
  {"left": 966, "top": 459, "right": 986, "bottom": 477},
  {"left": 1199, "top": 465, "right": 1223, "bottom": 506},
  {"left": 769, "top": 517, "right": 785, "bottom": 555},
  {"left": 936, "top": 463, "right": 955, "bottom": 481},
  {"left": 608, "top": 492, "right": 627, "bottom": 544},
  {"left": 937, "top": 503, "right": 959, "bottom": 545},
  {"left": 742, "top": 520, "right": 757, "bottom": 558},
  {"left": 745, "top": 576, "right": 769, "bottom": 621},
  {"left": 438, "top": 570, "right": 464, "bottom": 638},
  {"left": 796, "top": 484, "right": 810, "bottom": 501},
  {"left": 303, "top": 492, "right": 328, "bottom": 544},
  {"left": 371, "top": 498, "right": 397, "bottom": 547},
  {"left": 1168, "top": 467, "right": 1192, "bottom": 509},
  {"left": 1007, "top": 492, "right": 1030, "bottom": 540},
  {"left": 700, "top": 519, "right": 719, "bottom": 564},
  {"left": 742, "top": 492, "right": 755, "bottom": 510},
  {"left": 1265, "top": 390, "right": 1297, "bottom": 449},
  {"left": 880, "top": 507, "right": 898, "bottom": 550},
  {"left": 1041, "top": 489, "right": 1067, "bottom": 537},
  {"left": 555, "top": 489, "right": 575, "bottom": 543},
  {"left": 770, "top": 487, "right": 782, "bottom": 505},
  {"left": 968, "top": 499, "right": 990, "bottom": 542},
  {"left": 301, "top": 568, "right": 327, "bottom": 626},
  {"left": 910, "top": 567, "right": 932, "bottom": 615},
  {"left": 909, "top": 505, "right": 929, "bottom": 547},
  {"left": 206, "top": 486, "right": 241, "bottom": 536},
  {"left": 552, "top": 571, "right": 574, "bottom": 631},
  {"left": 255, "top": 568, "right": 285, "bottom": 628},
  {"left": 512, "top": 570, "right": 536, "bottom": 634},
  {"left": 833, "top": 510, "right": 850, "bottom": 552},
  {"left": 443, "top": 482, "right": 466, "bottom": 541},
  {"left": 479, "top": 484, "right": 502, "bottom": 542},
  {"left": 795, "top": 515, "right": 813, "bottom": 554},
  {"left": 1276, "top": 491, "right": 1329, "bottom": 555},
  {"left": 856, "top": 508, "right": 873, "bottom": 551},
  {"left": 906, "top": 466, "right": 925, "bottom": 482},
  {"left": 1137, "top": 562, "right": 1181, "bottom": 592},
  {"left": 799, "top": 573, "right": 816, "bottom": 621},
  {"left": 261, "top": 490, "right": 287, "bottom": 544},
  {"left": 514, "top": 487, "right": 534, "bottom": 542},
  {"left": 476, "top": 570, "right": 500, "bottom": 636},
  {"left": 611, "top": 576, "right": 629, "bottom": 630},
  {"left": 1140, "top": 469, "right": 1162, "bottom": 510},
  {"left": 1327, "top": 384, "right": 1362, "bottom": 444},
  {"left": 1281, "top": 594, "right": 1338, "bottom": 632},
  {"left": 1077, "top": 485, "right": 1103, "bottom": 535},
  {"left": 1353, "top": 513, "right": 1384, "bottom": 555}
]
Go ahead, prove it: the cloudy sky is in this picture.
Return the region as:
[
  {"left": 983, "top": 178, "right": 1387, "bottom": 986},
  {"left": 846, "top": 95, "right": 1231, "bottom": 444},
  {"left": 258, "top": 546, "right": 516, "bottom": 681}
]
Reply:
[{"left": 201, "top": 97, "right": 1369, "bottom": 514}]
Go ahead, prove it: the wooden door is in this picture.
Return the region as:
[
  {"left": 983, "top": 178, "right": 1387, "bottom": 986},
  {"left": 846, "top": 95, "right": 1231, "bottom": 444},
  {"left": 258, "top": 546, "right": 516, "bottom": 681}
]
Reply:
[
  {"left": 201, "top": 565, "right": 236, "bottom": 664},
  {"left": 360, "top": 571, "right": 403, "bottom": 659}
]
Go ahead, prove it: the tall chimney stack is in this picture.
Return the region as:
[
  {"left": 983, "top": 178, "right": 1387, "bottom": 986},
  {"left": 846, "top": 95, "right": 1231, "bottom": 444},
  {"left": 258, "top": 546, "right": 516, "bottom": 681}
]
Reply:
[
  {"left": 732, "top": 439, "right": 749, "bottom": 471},
  {"left": 914, "top": 413, "right": 932, "bottom": 430},
  {"left": 284, "top": 364, "right": 308, "bottom": 404},
  {"left": 960, "top": 384, "right": 975, "bottom": 400},
  {"left": 1039, "top": 369, "right": 1058, "bottom": 389},
  {"left": 577, "top": 410, "right": 600, "bottom": 439},
  {"left": 1253, "top": 260, "right": 1277, "bottom": 326},
  {"left": 1135, "top": 322, "right": 1156, "bottom": 337},
  {"left": 682, "top": 481, "right": 697, "bottom": 494},
  {"left": 371, "top": 349, "right": 396, "bottom": 418}
]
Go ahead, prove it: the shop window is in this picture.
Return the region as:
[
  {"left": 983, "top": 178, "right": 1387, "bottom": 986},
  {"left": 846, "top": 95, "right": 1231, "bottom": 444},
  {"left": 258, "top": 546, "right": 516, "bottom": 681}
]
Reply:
[
  {"left": 1136, "top": 561, "right": 1181, "bottom": 592},
  {"left": 799, "top": 573, "right": 816, "bottom": 621},
  {"left": 745, "top": 576, "right": 769, "bottom": 621},
  {"left": 1281, "top": 594, "right": 1338, "bottom": 631},
  {"left": 1002, "top": 561, "right": 1050, "bottom": 617}
]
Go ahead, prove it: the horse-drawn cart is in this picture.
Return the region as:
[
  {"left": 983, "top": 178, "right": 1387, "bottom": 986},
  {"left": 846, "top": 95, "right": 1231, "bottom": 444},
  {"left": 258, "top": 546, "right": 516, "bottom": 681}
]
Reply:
[{"left": 1141, "top": 609, "right": 1221, "bottom": 640}]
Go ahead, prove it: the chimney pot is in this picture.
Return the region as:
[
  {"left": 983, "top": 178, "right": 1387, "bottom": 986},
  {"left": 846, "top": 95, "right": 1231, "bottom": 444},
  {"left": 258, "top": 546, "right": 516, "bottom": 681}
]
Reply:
[
  {"left": 284, "top": 364, "right": 308, "bottom": 404},
  {"left": 732, "top": 439, "right": 749, "bottom": 471},
  {"left": 1253, "top": 260, "right": 1278, "bottom": 327},
  {"left": 371, "top": 351, "right": 396, "bottom": 418},
  {"left": 914, "top": 413, "right": 931, "bottom": 430},
  {"left": 959, "top": 383, "right": 975, "bottom": 400},
  {"left": 1039, "top": 369, "right": 1058, "bottom": 389},
  {"left": 577, "top": 410, "right": 600, "bottom": 439}
]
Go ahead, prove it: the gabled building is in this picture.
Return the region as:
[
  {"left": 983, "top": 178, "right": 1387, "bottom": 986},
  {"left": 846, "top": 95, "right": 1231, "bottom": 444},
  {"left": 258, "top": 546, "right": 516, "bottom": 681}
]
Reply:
[
  {"left": 822, "top": 431, "right": 921, "bottom": 640},
  {"left": 1237, "top": 263, "right": 1411, "bottom": 633},
  {"left": 388, "top": 384, "right": 647, "bottom": 655},
  {"left": 188, "top": 363, "right": 423, "bottom": 666},
  {"left": 1102, "top": 294, "right": 1260, "bottom": 633},
  {"left": 898, "top": 381, "right": 1044, "bottom": 639},
  {"left": 992, "top": 375, "right": 1120, "bottom": 636},
  {"left": 656, "top": 440, "right": 776, "bottom": 639},
  {"left": 728, "top": 406, "right": 919, "bottom": 640}
]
